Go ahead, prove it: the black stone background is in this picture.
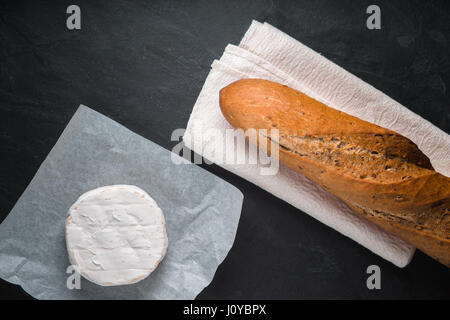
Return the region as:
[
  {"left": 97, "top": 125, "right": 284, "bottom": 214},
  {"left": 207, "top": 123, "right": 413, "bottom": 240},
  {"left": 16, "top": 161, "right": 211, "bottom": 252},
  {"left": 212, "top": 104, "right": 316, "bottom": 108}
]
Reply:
[{"left": 1, "top": 0, "right": 449, "bottom": 299}]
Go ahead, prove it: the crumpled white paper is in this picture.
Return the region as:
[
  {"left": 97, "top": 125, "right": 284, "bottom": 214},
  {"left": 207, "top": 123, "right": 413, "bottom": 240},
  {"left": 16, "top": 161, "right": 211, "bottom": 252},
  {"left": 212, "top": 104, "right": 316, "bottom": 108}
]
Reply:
[
  {"left": 0, "top": 105, "right": 243, "bottom": 299},
  {"left": 184, "top": 20, "right": 449, "bottom": 267}
]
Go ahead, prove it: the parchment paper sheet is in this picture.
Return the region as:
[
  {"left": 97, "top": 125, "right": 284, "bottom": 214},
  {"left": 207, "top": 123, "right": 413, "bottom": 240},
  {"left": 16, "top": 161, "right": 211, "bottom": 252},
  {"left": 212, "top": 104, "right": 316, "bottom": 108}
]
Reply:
[{"left": 0, "top": 105, "right": 243, "bottom": 299}]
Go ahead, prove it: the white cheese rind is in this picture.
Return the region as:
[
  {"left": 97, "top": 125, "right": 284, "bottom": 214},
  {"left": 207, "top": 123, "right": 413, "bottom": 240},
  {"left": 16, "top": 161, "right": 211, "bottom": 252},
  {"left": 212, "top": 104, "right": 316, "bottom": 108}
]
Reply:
[{"left": 65, "top": 185, "right": 168, "bottom": 286}]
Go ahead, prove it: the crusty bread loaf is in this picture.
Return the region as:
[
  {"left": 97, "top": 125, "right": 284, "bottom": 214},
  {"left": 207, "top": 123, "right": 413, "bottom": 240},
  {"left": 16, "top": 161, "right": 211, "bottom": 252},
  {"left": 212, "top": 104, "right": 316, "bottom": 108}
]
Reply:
[{"left": 219, "top": 78, "right": 450, "bottom": 267}]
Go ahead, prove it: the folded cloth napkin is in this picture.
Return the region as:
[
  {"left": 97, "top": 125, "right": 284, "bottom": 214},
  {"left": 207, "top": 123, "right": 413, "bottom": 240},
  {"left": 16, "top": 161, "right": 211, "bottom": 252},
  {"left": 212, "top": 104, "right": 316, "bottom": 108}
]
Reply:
[{"left": 183, "top": 20, "right": 450, "bottom": 267}]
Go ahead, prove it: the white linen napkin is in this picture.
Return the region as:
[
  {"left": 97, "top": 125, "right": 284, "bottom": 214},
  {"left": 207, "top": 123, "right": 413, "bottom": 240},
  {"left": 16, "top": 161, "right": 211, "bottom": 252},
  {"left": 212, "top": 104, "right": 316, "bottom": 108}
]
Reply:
[{"left": 183, "top": 20, "right": 449, "bottom": 267}]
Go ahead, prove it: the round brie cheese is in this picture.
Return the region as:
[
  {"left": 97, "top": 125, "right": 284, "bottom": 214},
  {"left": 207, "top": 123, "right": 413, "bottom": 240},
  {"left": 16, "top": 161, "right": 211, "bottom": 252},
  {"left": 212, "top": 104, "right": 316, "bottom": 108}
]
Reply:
[{"left": 65, "top": 185, "right": 168, "bottom": 286}]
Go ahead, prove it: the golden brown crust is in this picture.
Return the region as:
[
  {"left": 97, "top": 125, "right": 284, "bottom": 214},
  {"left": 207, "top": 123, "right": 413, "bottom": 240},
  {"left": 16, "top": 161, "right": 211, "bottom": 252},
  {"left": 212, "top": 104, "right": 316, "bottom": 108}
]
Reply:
[{"left": 219, "top": 78, "right": 450, "bottom": 267}]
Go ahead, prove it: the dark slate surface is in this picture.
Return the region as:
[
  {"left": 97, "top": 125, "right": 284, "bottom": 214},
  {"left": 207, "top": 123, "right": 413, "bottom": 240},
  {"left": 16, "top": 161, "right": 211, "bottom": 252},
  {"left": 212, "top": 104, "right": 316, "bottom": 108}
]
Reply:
[{"left": 1, "top": 0, "right": 449, "bottom": 299}]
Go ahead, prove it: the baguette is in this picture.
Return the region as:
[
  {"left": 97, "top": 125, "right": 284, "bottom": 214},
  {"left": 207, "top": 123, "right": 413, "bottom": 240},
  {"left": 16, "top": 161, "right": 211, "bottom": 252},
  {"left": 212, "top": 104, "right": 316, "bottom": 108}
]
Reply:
[{"left": 219, "top": 78, "right": 450, "bottom": 267}]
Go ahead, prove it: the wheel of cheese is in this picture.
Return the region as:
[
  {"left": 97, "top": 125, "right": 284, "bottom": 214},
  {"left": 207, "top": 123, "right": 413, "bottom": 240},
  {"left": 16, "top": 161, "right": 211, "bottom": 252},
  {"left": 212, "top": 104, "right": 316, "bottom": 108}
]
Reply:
[{"left": 65, "top": 185, "right": 168, "bottom": 286}]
